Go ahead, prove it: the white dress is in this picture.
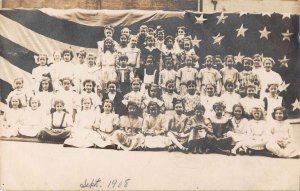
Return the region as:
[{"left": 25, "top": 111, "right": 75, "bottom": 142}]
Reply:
[
  {"left": 227, "top": 117, "right": 249, "bottom": 143},
  {"left": 35, "top": 91, "right": 54, "bottom": 115},
  {"left": 0, "top": 108, "right": 24, "bottom": 137},
  {"left": 18, "top": 108, "right": 45, "bottom": 137},
  {"left": 244, "top": 120, "right": 270, "bottom": 150}
]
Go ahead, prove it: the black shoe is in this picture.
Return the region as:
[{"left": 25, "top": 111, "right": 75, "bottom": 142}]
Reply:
[
  {"left": 246, "top": 149, "right": 255, "bottom": 156},
  {"left": 237, "top": 148, "right": 246, "bottom": 155}
]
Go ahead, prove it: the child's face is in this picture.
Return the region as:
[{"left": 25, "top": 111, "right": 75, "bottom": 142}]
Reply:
[
  {"left": 30, "top": 99, "right": 39, "bottom": 110},
  {"left": 146, "top": 38, "right": 154, "bottom": 47},
  {"left": 39, "top": 56, "right": 47, "bottom": 66},
  {"left": 226, "top": 58, "right": 233, "bottom": 67},
  {"left": 252, "top": 110, "right": 262, "bottom": 120},
  {"left": 148, "top": 28, "right": 154, "bottom": 36},
  {"left": 195, "top": 109, "right": 204, "bottom": 118},
  {"left": 11, "top": 98, "right": 20, "bottom": 109},
  {"left": 233, "top": 106, "right": 243, "bottom": 119},
  {"left": 41, "top": 80, "right": 49, "bottom": 91},
  {"left": 149, "top": 105, "right": 159, "bottom": 116},
  {"left": 185, "top": 57, "right": 193, "bottom": 67},
  {"left": 187, "top": 84, "right": 196, "bottom": 95},
  {"left": 246, "top": 87, "right": 255, "bottom": 97},
  {"left": 253, "top": 57, "right": 261, "bottom": 68},
  {"left": 103, "top": 102, "right": 112, "bottom": 113},
  {"left": 132, "top": 81, "right": 140, "bottom": 92},
  {"left": 82, "top": 99, "right": 92, "bottom": 110},
  {"left": 121, "top": 28, "right": 130, "bottom": 36},
  {"left": 157, "top": 31, "right": 164, "bottom": 40},
  {"left": 120, "top": 36, "right": 128, "bottom": 45},
  {"left": 177, "top": 28, "right": 185, "bottom": 36},
  {"left": 244, "top": 61, "right": 252, "bottom": 71},
  {"left": 205, "top": 85, "right": 215, "bottom": 97},
  {"left": 175, "top": 103, "right": 184, "bottom": 115},
  {"left": 215, "top": 58, "right": 222, "bottom": 66},
  {"left": 166, "top": 83, "right": 175, "bottom": 93},
  {"left": 104, "top": 29, "right": 113, "bottom": 37},
  {"left": 128, "top": 105, "right": 136, "bottom": 115},
  {"left": 274, "top": 110, "right": 284, "bottom": 121},
  {"left": 62, "top": 80, "right": 71, "bottom": 91},
  {"left": 119, "top": 59, "right": 127, "bottom": 67},
  {"left": 146, "top": 57, "right": 154, "bottom": 66},
  {"left": 205, "top": 58, "right": 213, "bottom": 68},
  {"left": 55, "top": 103, "right": 64, "bottom": 112},
  {"left": 225, "top": 83, "right": 234, "bottom": 93},
  {"left": 130, "top": 37, "right": 137, "bottom": 47},
  {"left": 108, "top": 83, "right": 116, "bottom": 93},
  {"left": 78, "top": 55, "right": 85, "bottom": 64},
  {"left": 269, "top": 85, "right": 278, "bottom": 95},
  {"left": 139, "top": 26, "right": 147, "bottom": 35},
  {"left": 149, "top": 87, "right": 158, "bottom": 98},
  {"left": 87, "top": 56, "right": 95, "bottom": 66},
  {"left": 84, "top": 82, "right": 93, "bottom": 93},
  {"left": 264, "top": 60, "right": 273, "bottom": 71},
  {"left": 14, "top": 80, "right": 23, "bottom": 90},
  {"left": 183, "top": 40, "right": 191, "bottom": 51},
  {"left": 53, "top": 52, "right": 60, "bottom": 61},
  {"left": 63, "top": 52, "right": 71, "bottom": 62},
  {"left": 214, "top": 106, "right": 223, "bottom": 117},
  {"left": 166, "top": 61, "right": 173, "bottom": 70},
  {"left": 166, "top": 39, "right": 174, "bottom": 48}
]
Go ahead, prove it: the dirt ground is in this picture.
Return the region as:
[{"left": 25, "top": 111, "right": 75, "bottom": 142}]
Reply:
[{"left": 0, "top": 124, "right": 299, "bottom": 191}]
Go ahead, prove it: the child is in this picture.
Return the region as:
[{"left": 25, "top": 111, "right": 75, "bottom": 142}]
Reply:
[
  {"left": 53, "top": 77, "right": 78, "bottom": 121},
  {"left": 201, "top": 84, "right": 221, "bottom": 118},
  {"left": 143, "top": 83, "right": 165, "bottom": 114},
  {"left": 111, "top": 101, "right": 144, "bottom": 151},
  {"left": 18, "top": 96, "right": 45, "bottom": 137},
  {"left": 155, "top": 27, "right": 165, "bottom": 51},
  {"left": 80, "top": 79, "right": 102, "bottom": 112},
  {"left": 182, "top": 80, "right": 201, "bottom": 116},
  {"left": 126, "top": 35, "right": 141, "bottom": 70},
  {"left": 93, "top": 99, "right": 119, "bottom": 148},
  {"left": 161, "top": 80, "right": 180, "bottom": 116},
  {"left": 32, "top": 53, "right": 50, "bottom": 91},
  {"left": 266, "top": 107, "right": 299, "bottom": 158},
  {"left": 227, "top": 104, "right": 249, "bottom": 155},
  {"left": 159, "top": 58, "right": 177, "bottom": 91},
  {"left": 117, "top": 34, "right": 129, "bottom": 54},
  {"left": 142, "top": 101, "right": 172, "bottom": 149},
  {"left": 166, "top": 100, "right": 189, "bottom": 152},
  {"left": 137, "top": 55, "right": 159, "bottom": 94},
  {"left": 238, "top": 57, "right": 261, "bottom": 97},
  {"left": 161, "top": 35, "right": 176, "bottom": 68},
  {"left": 64, "top": 97, "right": 100, "bottom": 148},
  {"left": 235, "top": 107, "right": 270, "bottom": 155},
  {"left": 35, "top": 74, "right": 54, "bottom": 114},
  {"left": 174, "top": 26, "right": 187, "bottom": 52},
  {"left": 212, "top": 55, "right": 224, "bottom": 71},
  {"left": 98, "top": 37, "right": 118, "bottom": 90},
  {"left": 208, "top": 102, "right": 234, "bottom": 155},
  {"left": 49, "top": 50, "right": 61, "bottom": 90},
  {"left": 198, "top": 55, "right": 222, "bottom": 96},
  {"left": 220, "top": 55, "right": 239, "bottom": 91},
  {"left": 116, "top": 54, "right": 134, "bottom": 95},
  {"left": 38, "top": 99, "right": 73, "bottom": 142},
  {"left": 102, "top": 81, "right": 126, "bottom": 116},
  {"left": 97, "top": 26, "right": 119, "bottom": 54},
  {"left": 252, "top": 54, "right": 263, "bottom": 76},
  {"left": 176, "top": 55, "right": 198, "bottom": 95},
  {"left": 240, "top": 84, "right": 264, "bottom": 118},
  {"left": 176, "top": 37, "right": 199, "bottom": 69},
  {"left": 137, "top": 25, "right": 148, "bottom": 49},
  {"left": 140, "top": 34, "right": 161, "bottom": 66},
  {"left": 6, "top": 77, "right": 29, "bottom": 108},
  {"left": 1, "top": 96, "right": 23, "bottom": 137},
  {"left": 186, "top": 104, "right": 214, "bottom": 154},
  {"left": 263, "top": 83, "right": 284, "bottom": 118},
  {"left": 220, "top": 79, "right": 241, "bottom": 116},
  {"left": 120, "top": 27, "right": 131, "bottom": 37},
  {"left": 122, "top": 78, "right": 146, "bottom": 114}
]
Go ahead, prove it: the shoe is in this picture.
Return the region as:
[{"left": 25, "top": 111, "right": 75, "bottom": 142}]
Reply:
[
  {"left": 192, "top": 147, "right": 197, "bottom": 154},
  {"left": 237, "top": 148, "right": 246, "bottom": 155},
  {"left": 231, "top": 149, "right": 237, "bottom": 156},
  {"left": 181, "top": 147, "right": 189, "bottom": 154},
  {"left": 198, "top": 147, "right": 204, "bottom": 154},
  {"left": 168, "top": 145, "right": 177, "bottom": 152},
  {"left": 246, "top": 149, "right": 255, "bottom": 156}
]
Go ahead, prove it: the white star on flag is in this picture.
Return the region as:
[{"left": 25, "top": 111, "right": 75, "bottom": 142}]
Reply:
[
  {"left": 212, "top": 33, "right": 224, "bottom": 45},
  {"left": 278, "top": 55, "right": 290, "bottom": 68},
  {"left": 191, "top": 36, "right": 201, "bottom": 47},
  {"left": 282, "top": 30, "right": 293, "bottom": 41},
  {"left": 281, "top": 13, "right": 291, "bottom": 19},
  {"left": 278, "top": 81, "right": 290, "bottom": 92},
  {"left": 239, "top": 12, "right": 247, "bottom": 17},
  {"left": 216, "top": 13, "right": 228, "bottom": 24},
  {"left": 262, "top": 12, "right": 272, "bottom": 17},
  {"left": 195, "top": 14, "right": 207, "bottom": 24},
  {"left": 236, "top": 24, "right": 248, "bottom": 37},
  {"left": 234, "top": 52, "right": 244, "bottom": 63},
  {"left": 292, "top": 99, "right": 300, "bottom": 111},
  {"left": 259, "top": 27, "right": 271, "bottom": 39}
]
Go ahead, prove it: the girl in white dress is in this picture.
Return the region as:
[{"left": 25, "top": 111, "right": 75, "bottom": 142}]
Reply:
[
  {"left": 35, "top": 75, "right": 54, "bottom": 115},
  {"left": 32, "top": 54, "right": 51, "bottom": 92},
  {"left": 263, "top": 83, "right": 284, "bottom": 119},
  {"left": 6, "top": 77, "right": 29, "bottom": 108}
]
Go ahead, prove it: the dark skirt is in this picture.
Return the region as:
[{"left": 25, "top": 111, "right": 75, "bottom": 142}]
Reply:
[{"left": 38, "top": 128, "right": 71, "bottom": 143}]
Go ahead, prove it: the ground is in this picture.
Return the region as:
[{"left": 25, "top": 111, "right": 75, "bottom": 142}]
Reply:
[{"left": 0, "top": 124, "right": 299, "bottom": 191}]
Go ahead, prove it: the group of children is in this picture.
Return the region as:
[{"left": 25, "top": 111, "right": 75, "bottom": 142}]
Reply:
[{"left": 0, "top": 24, "right": 298, "bottom": 158}]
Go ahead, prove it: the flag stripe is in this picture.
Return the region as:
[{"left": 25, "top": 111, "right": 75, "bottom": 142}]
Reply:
[{"left": 0, "top": 14, "right": 97, "bottom": 55}]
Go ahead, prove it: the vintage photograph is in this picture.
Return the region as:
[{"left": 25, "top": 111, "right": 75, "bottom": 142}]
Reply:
[{"left": 0, "top": 0, "right": 299, "bottom": 190}]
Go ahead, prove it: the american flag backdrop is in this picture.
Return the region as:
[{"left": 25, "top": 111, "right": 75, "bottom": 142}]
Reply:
[{"left": 0, "top": 9, "right": 299, "bottom": 117}]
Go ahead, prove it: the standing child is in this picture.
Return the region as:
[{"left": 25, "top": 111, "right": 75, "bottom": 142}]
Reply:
[
  {"left": 143, "top": 83, "right": 165, "bottom": 114},
  {"left": 140, "top": 34, "right": 161, "bottom": 67},
  {"left": 176, "top": 55, "right": 198, "bottom": 95},
  {"left": 155, "top": 27, "right": 165, "bottom": 51},
  {"left": 97, "top": 26, "right": 119, "bottom": 54},
  {"left": 240, "top": 84, "right": 264, "bottom": 118},
  {"left": 137, "top": 25, "right": 148, "bottom": 49},
  {"left": 142, "top": 101, "right": 172, "bottom": 150},
  {"left": 220, "top": 79, "right": 241, "bottom": 116},
  {"left": 252, "top": 54, "right": 263, "bottom": 77},
  {"left": 161, "top": 80, "right": 180, "bottom": 116},
  {"left": 174, "top": 26, "right": 187, "bottom": 52},
  {"left": 220, "top": 55, "right": 239, "bottom": 92},
  {"left": 6, "top": 77, "right": 29, "bottom": 108},
  {"left": 120, "top": 27, "right": 131, "bottom": 37},
  {"left": 116, "top": 54, "right": 134, "bottom": 95},
  {"left": 159, "top": 58, "right": 177, "bottom": 91},
  {"left": 80, "top": 79, "right": 102, "bottom": 112},
  {"left": 35, "top": 75, "right": 54, "bottom": 115},
  {"left": 38, "top": 99, "right": 73, "bottom": 143},
  {"left": 1, "top": 96, "right": 23, "bottom": 137},
  {"left": 112, "top": 101, "right": 144, "bottom": 151},
  {"left": 266, "top": 107, "right": 299, "bottom": 158},
  {"left": 117, "top": 34, "right": 129, "bottom": 55},
  {"left": 126, "top": 35, "right": 141, "bottom": 70},
  {"left": 201, "top": 84, "right": 221, "bottom": 118},
  {"left": 263, "top": 83, "right": 284, "bottom": 118},
  {"left": 64, "top": 97, "right": 100, "bottom": 148},
  {"left": 176, "top": 37, "right": 199, "bottom": 69},
  {"left": 198, "top": 55, "right": 222, "bottom": 96},
  {"left": 32, "top": 54, "right": 50, "bottom": 92},
  {"left": 161, "top": 36, "right": 176, "bottom": 68},
  {"left": 212, "top": 55, "right": 224, "bottom": 71},
  {"left": 18, "top": 97, "right": 45, "bottom": 137},
  {"left": 182, "top": 80, "right": 201, "bottom": 116},
  {"left": 49, "top": 50, "right": 61, "bottom": 90},
  {"left": 93, "top": 100, "right": 119, "bottom": 148}
]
